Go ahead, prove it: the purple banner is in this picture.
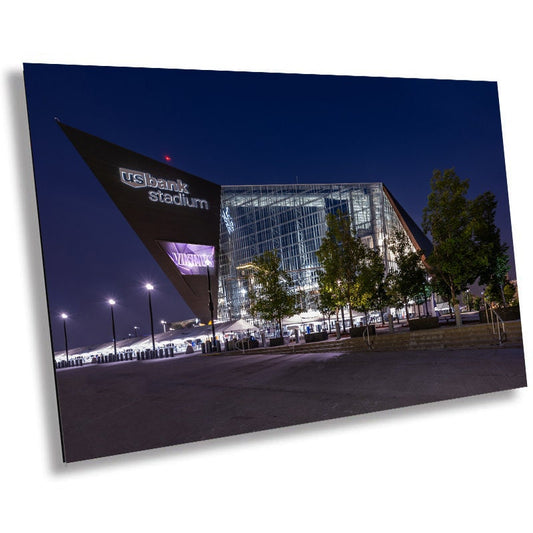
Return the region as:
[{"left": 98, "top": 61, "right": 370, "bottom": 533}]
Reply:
[{"left": 158, "top": 241, "right": 214, "bottom": 275}]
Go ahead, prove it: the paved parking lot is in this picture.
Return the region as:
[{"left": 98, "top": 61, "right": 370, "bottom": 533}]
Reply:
[{"left": 55, "top": 346, "right": 527, "bottom": 462}]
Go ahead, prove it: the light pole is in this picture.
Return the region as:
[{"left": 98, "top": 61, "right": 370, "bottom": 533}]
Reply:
[
  {"left": 206, "top": 261, "right": 217, "bottom": 350},
  {"left": 133, "top": 326, "right": 140, "bottom": 337},
  {"left": 482, "top": 290, "right": 489, "bottom": 323},
  {"left": 145, "top": 283, "right": 156, "bottom": 353},
  {"left": 61, "top": 313, "right": 69, "bottom": 363},
  {"left": 160, "top": 320, "right": 167, "bottom": 333},
  {"left": 108, "top": 299, "right": 117, "bottom": 359}
]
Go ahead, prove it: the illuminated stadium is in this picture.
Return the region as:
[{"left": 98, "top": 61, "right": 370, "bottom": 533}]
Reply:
[{"left": 53, "top": 123, "right": 431, "bottom": 362}]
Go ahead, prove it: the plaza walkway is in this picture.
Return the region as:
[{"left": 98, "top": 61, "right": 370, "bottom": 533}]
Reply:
[{"left": 56, "top": 344, "right": 527, "bottom": 462}]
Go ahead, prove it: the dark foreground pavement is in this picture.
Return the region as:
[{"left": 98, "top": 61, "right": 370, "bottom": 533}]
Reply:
[{"left": 55, "top": 347, "right": 527, "bottom": 462}]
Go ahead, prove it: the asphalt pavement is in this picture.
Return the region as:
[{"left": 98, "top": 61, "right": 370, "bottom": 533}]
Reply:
[{"left": 55, "top": 346, "right": 527, "bottom": 462}]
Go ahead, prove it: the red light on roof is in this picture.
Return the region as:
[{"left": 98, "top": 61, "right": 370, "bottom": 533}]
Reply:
[{"left": 164, "top": 155, "right": 171, "bottom": 162}]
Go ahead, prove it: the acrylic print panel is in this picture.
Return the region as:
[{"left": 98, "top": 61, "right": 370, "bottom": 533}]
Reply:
[{"left": 23, "top": 63, "right": 527, "bottom": 462}]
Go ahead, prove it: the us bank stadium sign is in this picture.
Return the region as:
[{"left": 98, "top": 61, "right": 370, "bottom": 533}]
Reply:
[{"left": 119, "top": 168, "right": 210, "bottom": 210}]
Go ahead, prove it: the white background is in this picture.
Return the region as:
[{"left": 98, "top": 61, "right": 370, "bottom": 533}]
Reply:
[{"left": 1, "top": 2, "right": 531, "bottom": 531}]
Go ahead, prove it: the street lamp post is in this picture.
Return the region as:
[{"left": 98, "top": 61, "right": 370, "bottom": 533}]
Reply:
[
  {"left": 145, "top": 284, "right": 156, "bottom": 353},
  {"left": 482, "top": 290, "right": 489, "bottom": 324},
  {"left": 108, "top": 299, "right": 117, "bottom": 359},
  {"left": 61, "top": 313, "right": 69, "bottom": 364},
  {"left": 161, "top": 320, "right": 167, "bottom": 333},
  {"left": 206, "top": 262, "right": 216, "bottom": 350},
  {"left": 133, "top": 326, "right": 140, "bottom": 337}
]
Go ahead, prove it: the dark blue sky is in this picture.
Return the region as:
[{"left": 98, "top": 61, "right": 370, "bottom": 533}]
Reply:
[{"left": 24, "top": 64, "right": 513, "bottom": 350}]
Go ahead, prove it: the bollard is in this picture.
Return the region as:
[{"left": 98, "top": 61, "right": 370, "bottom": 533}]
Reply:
[
  {"left": 201, "top": 342, "right": 206, "bottom": 354},
  {"left": 216, "top": 340, "right": 221, "bottom": 352}
]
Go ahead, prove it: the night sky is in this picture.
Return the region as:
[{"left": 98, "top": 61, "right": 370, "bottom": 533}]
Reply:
[{"left": 23, "top": 64, "right": 513, "bottom": 351}]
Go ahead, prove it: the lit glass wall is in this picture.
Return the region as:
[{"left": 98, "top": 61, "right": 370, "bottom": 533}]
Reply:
[{"left": 218, "top": 183, "right": 410, "bottom": 320}]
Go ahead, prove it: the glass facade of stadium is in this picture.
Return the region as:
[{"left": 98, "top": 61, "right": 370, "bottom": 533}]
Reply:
[{"left": 217, "top": 182, "right": 431, "bottom": 322}]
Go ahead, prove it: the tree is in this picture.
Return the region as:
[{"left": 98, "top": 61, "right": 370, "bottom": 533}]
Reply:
[
  {"left": 248, "top": 250, "right": 300, "bottom": 337},
  {"left": 484, "top": 279, "right": 517, "bottom": 308},
  {"left": 316, "top": 211, "right": 368, "bottom": 327},
  {"left": 414, "top": 280, "right": 433, "bottom": 317},
  {"left": 470, "top": 191, "right": 510, "bottom": 306},
  {"left": 429, "top": 275, "right": 453, "bottom": 315},
  {"left": 422, "top": 169, "right": 480, "bottom": 325},
  {"left": 423, "top": 169, "right": 511, "bottom": 325},
  {"left": 316, "top": 271, "right": 339, "bottom": 330},
  {"left": 388, "top": 229, "right": 427, "bottom": 322},
  {"left": 351, "top": 246, "right": 387, "bottom": 324}
]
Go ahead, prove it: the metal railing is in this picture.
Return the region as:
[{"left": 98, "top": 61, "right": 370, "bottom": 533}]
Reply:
[{"left": 485, "top": 306, "right": 507, "bottom": 345}]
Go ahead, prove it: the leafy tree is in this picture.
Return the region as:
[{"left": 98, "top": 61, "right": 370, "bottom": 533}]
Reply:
[
  {"left": 316, "top": 211, "right": 368, "bottom": 327},
  {"left": 423, "top": 169, "right": 512, "bottom": 325},
  {"left": 388, "top": 229, "right": 427, "bottom": 322},
  {"left": 429, "top": 275, "right": 453, "bottom": 315},
  {"left": 248, "top": 250, "right": 300, "bottom": 337},
  {"left": 351, "top": 246, "right": 387, "bottom": 324},
  {"left": 414, "top": 280, "right": 433, "bottom": 316},
  {"left": 375, "top": 271, "right": 396, "bottom": 325},
  {"left": 484, "top": 279, "right": 517, "bottom": 308},
  {"left": 470, "top": 191, "right": 510, "bottom": 306},
  {"left": 316, "top": 271, "right": 339, "bottom": 329},
  {"left": 505, "top": 282, "right": 518, "bottom": 306},
  {"left": 471, "top": 295, "right": 481, "bottom": 311},
  {"left": 422, "top": 169, "right": 479, "bottom": 325}
]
